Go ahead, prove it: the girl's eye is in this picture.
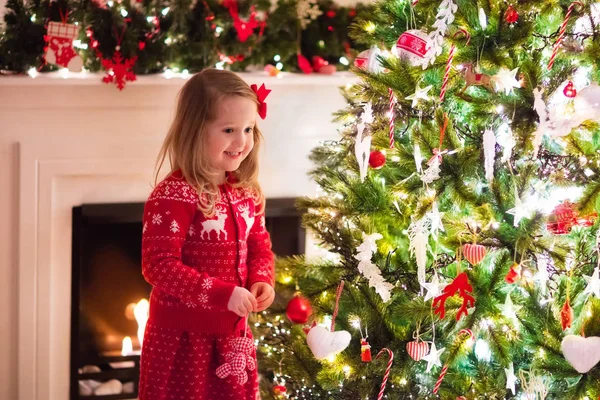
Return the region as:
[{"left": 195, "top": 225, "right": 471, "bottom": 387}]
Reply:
[
  {"left": 245, "top": 127, "right": 254, "bottom": 133},
  {"left": 224, "top": 128, "right": 234, "bottom": 133}
]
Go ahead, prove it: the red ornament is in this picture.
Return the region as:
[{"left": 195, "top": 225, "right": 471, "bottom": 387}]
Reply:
[
  {"left": 368, "top": 150, "right": 386, "bottom": 169},
  {"left": 44, "top": 22, "right": 83, "bottom": 72},
  {"left": 505, "top": 263, "right": 522, "bottom": 284},
  {"left": 138, "top": 41, "right": 146, "bottom": 50},
  {"left": 360, "top": 338, "right": 372, "bottom": 362},
  {"left": 297, "top": 54, "right": 313, "bottom": 74},
  {"left": 546, "top": 201, "right": 598, "bottom": 235},
  {"left": 563, "top": 81, "right": 577, "bottom": 98},
  {"left": 311, "top": 56, "right": 336, "bottom": 74},
  {"left": 432, "top": 272, "right": 475, "bottom": 321},
  {"left": 505, "top": 5, "right": 519, "bottom": 24},
  {"left": 286, "top": 295, "right": 312, "bottom": 324},
  {"left": 326, "top": 10, "right": 336, "bottom": 18},
  {"left": 561, "top": 298, "right": 574, "bottom": 330},
  {"left": 348, "top": 9, "right": 356, "bottom": 18},
  {"left": 406, "top": 339, "right": 429, "bottom": 361},
  {"left": 273, "top": 384, "right": 287, "bottom": 395},
  {"left": 462, "top": 243, "right": 486, "bottom": 265},
  {"left": 100, "top": 49, "right": 138, "bottom": 91}
]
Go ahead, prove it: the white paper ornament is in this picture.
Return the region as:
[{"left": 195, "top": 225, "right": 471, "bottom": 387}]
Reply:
[
  {"left": 306, "top": 325, "right": 351, "bottom": 359},
  {"left": 354, "top": 46, "right": 384, "bottom": 73},
  {"left": 394, "top": 30, "right": 432, "bottom": 67},
  {"left": 408, "top": 217, "right": 430, "bottom": 284},
  {"left": 422, "top": 0, "right": 457, "bottom": 68},
  {"left": 483, "top": 128, "right": 496, "bottom": 182},
  {"left": 532, "top": 87, "right": 548, "bottom": 158},
  {"left": 561, "top": 335, "right": 600, "bottom": 373},
  {"left": 414, "top": 143, "right": 423, "bottom": 173},
  {"left": 355, "top": 232, "right": 394, "bottom": 302}
]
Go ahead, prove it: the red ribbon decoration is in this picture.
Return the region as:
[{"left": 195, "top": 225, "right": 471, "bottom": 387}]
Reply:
[
  {"left": 251, "top": 83, "right": 271, "bottom": 119},
  {"left": 427, "top": 113, "right": 449, "bottom": 165}
]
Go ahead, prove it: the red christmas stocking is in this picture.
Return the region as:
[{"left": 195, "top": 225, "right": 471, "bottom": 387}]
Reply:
[{"left": 44, "top": 22, "right": 83, "bottom": 72}]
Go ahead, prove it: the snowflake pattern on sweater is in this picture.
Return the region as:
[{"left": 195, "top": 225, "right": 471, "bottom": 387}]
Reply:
[{"left": 141, "top": 170, "right": 275, "bottom": 334}]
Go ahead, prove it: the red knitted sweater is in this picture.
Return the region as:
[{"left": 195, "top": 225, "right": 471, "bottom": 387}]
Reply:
[{"left": 141, "top": 170, "right": 275, "bottom": 335}]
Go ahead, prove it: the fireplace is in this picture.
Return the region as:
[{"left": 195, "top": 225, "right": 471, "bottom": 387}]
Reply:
[{"left": 70, "top": 198, "right": 304, "bottom": 399}]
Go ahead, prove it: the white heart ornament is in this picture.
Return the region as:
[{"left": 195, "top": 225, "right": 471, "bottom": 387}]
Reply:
[
  {"left": 306, "top": 326, "right": 351, "bottom": 360},
  {"left": 561, "top": 335, "right": 600, "bottom": 373}
]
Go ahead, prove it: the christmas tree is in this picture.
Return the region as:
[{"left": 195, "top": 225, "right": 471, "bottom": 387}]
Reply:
[{"left": 254, "top": 0, "right": 600, "bottom": 398}]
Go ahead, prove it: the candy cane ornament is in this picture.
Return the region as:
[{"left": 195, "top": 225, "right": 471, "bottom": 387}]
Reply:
[
  {"left": 376, "top": 348, "right": 394, "bottom": 400},
  {"left": 440, "top": 28, "right": 470, "bottom": 102},
  {"left": 547, "top": 1, "right": 583, "bottom": 70},
  {"left": 433, "top": 329, "right": 475, "bottom": 394},
  {"left": 388, "top": 88, "right": 397, "bottom": 148}
]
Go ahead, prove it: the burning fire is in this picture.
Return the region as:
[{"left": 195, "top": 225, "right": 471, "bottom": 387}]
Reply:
[{"left": 121, "top": 298, "right": 149, "bottom": 356}]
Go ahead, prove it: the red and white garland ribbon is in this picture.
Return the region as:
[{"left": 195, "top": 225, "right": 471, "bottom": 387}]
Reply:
[
  {"left": 433, "top": 329, "right": 474, "bottom": 394},
  {"left": 547, "top": 1, "right": 583, "bottom": 70},
  {"left": 388, "top": 88, "right": 397, "bottom": 148},
  {"left": 376, "top": 348, "right": 394, "bottom": 400},
  {"left": 440, "top": 28, "right": 470, "bottom": 102},
  {"left": 330, "top": 280, "right": 345, "bottom": 332}
]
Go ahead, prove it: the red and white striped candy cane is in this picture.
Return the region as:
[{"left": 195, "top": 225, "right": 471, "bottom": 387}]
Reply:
[
  {"left": 434, "top": 329, "right": 475, "bottom": 394},
  {"left": 440, "top": 28, "right": 470, "bottom": 102},
  {"left": 547, "top": 1, "right": 583, "bottom": 70},
  {"left": 433, "top": 364, "right": 448, "bottom": 394},
  {"left": 376, "top": 348, "right": 394, "bottom": 400},
  {"left": 388, "top": 88, "right": 396, "bottom": 148}
]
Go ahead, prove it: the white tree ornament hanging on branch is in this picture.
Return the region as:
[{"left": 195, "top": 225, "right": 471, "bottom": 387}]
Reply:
[
  {"left": 422, "top": 0, "right": 458, "bottom": 68},
  {"left": 354, "top": 232, "right": 394, "bottom": 302}
]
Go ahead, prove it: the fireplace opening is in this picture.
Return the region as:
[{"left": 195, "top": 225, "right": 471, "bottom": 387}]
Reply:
[{"left": 71, "top": 198, "right": 304, "bottom": 400}]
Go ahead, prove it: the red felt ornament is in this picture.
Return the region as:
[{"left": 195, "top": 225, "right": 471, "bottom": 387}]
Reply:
[
  {"left": 44, "top": 20, "right": 83, "bottom": 72},
  {"left": 101, "top": 49, "right": 138, "bottom": 91},
  {"left": 360, "top": 338, "right": 372, "bottom": 362},
  {"left": 462, "top": 243, "right": 486, "bottom": 265},
  {"left": 286, "top": 295, "right": 312, "bottom": 324},
  {"left": 505, "top": 5, "right": 519, "bottom": 24},
  {"left": 505, "top": 263, "right": 522, "bottom": 284},
  {"left": 406, "top": 339, "right": 429, "bottom": 361},
  {"left": 297, "top": 54, "right": 313, "bottom": 74},
  {"left": 563, "top": 81, "right": 577, "bottom": 98},
  {"left": 432, "top": 272, "right": 475, "bottom": 321},
  {"left": 561, "top": 298, "right": 574, "bottom": 330},
  {"left": 369, "top": 150, "right": 386, "bottom": 169}
]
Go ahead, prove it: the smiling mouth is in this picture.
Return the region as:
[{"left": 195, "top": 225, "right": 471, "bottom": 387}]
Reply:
[{"left": 225, "top": 151, "right": 242, "bottom": 157}]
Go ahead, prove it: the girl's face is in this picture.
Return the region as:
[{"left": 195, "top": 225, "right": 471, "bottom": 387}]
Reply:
[{"left": 203, "top": 95, "right": 256, "bottom": 182}]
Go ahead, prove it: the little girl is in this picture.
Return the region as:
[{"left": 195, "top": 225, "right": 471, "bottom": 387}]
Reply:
[{"left": 138, "top": 69, "right": 275, "bottom": 400}]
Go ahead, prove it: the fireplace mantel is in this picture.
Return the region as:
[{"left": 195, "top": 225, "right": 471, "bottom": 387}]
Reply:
[{"left": 0, "top": 71, "right": 356, "bottom": 400}]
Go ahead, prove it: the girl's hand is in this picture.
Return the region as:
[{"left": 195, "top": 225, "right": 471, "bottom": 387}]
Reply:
[
  {"left": 227, "top": 287, "right": 257, "bottom": 317},
  {"left": 250, "top": 282, "right": 275, "bottom": 312}
]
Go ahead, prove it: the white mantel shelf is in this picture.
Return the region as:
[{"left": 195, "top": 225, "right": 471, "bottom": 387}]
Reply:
[{"left": 1, "top": 69, "right": 356, "bottom": 400}]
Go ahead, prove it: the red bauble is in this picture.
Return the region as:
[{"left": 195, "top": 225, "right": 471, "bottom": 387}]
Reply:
[
  {"left": 505, "top": 5, "right": 519, "bottom": 24},
  {"left": 505, "top": 263, "right": 522, "bottom": 284},
  {"left": 286, "top": 295, "right": 312, "bottom": 324},
  {"left": 138, "top": 41, "right": 146, "bottom": 50},
  {"left": 368, "top": 150, "right": 386, "bottom": 169},
  {"left": 297, "top": 54, "right": 313, "bottom": 74},
  {"left": 326, "top": 10, "right": 336, "bottom": 18},
  {"left": 563, "top": 81, "right": 577, "bottom": 98}
]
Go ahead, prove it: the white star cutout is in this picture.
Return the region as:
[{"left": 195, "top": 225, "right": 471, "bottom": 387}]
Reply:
[
  {"left": 406, "top": 83, "right": 433, "bottom": 108},
  {"left": 422, "top": 342, "right": 445, "bottom": 372},
  {"left": 505, "top": 362, "right": 518, "bottom": 395},
  {"left": 583, "top": 266, "right": 600, "bottom": 298},
  {"left": 506, "top": 193, "right": 528, "bottom": 227},
  {"left": 494, "top": 67, "right": 520, "bottom": 95},
  {"left": 421, "top": 273, "right": 445, "bottom": 302}
]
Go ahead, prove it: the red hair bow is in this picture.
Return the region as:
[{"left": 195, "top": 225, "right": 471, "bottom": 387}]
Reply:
[{"left": 251, "top": 83, "right": 271, "bottom": 119}]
